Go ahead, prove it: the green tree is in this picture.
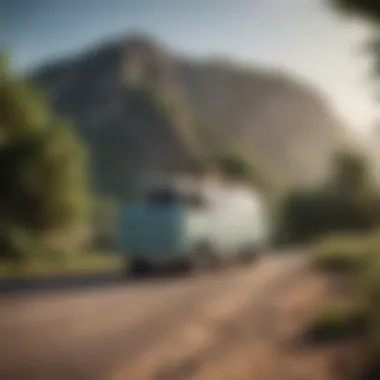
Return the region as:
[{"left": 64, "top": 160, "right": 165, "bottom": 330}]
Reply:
[
  {"left": 215, "top": 150, "right": 272, "bottom": 193},
  {"left": 0, "top": 55, "right": 89, "bottom": 259},
  {"left": 329, "top": 0, "right": 380, "bottom": 23},
  {"left": 327, "top": 149, "right": 373, "bottom": 193},
  {"left": 277, "top": 149, "right": 380, "bottom": 244},
  {"left": 91, "top": 197, "right": 119, "bottom": 250},
  {"left": 328, "top": 1, "right": 380, "bottom": 86}
]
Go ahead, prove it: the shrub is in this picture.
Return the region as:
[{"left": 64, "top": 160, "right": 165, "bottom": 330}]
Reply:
[
  {"left": 310, "top": 232, "right": 380, "bottom": 354},
  {"left": 304, "top": 303, "right": 368, "bottom": 344},
  {"left": 277, "top": 149, "right": 380, "bottom": 245},
  {"left": 0, "top": 53, "right": 89, "bottom": 261},
  {"left": 312, "top": 234, "right": 369, "bottom": 273}
]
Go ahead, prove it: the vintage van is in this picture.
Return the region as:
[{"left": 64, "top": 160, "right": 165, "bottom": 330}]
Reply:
[{"left": 117, "top": 176, "right": 269, "bottom": 275}]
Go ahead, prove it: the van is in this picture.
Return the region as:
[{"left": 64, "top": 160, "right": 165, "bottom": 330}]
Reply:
[{"left": 117, "top": 176, "right": 269, "bottom": 275}]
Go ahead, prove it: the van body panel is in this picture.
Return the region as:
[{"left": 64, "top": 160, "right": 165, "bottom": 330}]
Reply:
[
  {"left": 117, "top": 204, "right": 187, "bottom": 264},
  {"left": 117, "top": 180, "right": 270, "bottom": 268}
]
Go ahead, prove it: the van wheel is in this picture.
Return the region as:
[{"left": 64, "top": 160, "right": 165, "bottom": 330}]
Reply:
[
  {"left": 129, "top": 259, "right": 151, "bottom": 277},
  {"left": 192, "top": 242, "right": 221, "bottom": 273},
  {"left": 238, "top": 249, "right": 258, "bottom": 266}
]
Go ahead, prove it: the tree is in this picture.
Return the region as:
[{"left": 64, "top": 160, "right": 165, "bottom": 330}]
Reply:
[
  {"left": 215, "top": 150, "right": 272, "bottom": 193},
  {"left": 216, "top": 153, "right": 250, "bottom": 180},
  {"left": 91, "top": 197, "right": 119, "bottom": 250},
  {"left": 327, "top": 149, "right": 372, "bottom": 193},
  {"left": 0, "top": 55, "right": 89, "bottom": 259},
  {"left": 329, "top": 0, "right": 380, "bottom": 24},
  {"left": 276, "top": 148, "right": 380, "bottom": 244},
  {"left": 328, "top": 1, "right": 380, "bottom": 87}
]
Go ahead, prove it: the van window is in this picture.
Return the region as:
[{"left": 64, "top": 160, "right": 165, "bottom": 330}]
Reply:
[
  {"left": 145, "top": 187, "right": 180, "bottom": 205},
  {"left": 144, "top": 186, "right": 208, "bottom": 209}
]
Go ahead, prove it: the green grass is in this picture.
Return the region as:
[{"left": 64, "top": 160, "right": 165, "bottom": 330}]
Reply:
[
  {"left": 305, "top": 303, "right": 368, "bottom": 344},
  {"left": 310, "top": 231, "right": 380, "bottom": 353},
  {"left": 312, "top": 234, "right": 369, "bottom": 273},
  {"left": 0, "top": 252, "right": 124, "bottom": 278},
  {"left": 307, "top": 230, "right": 380, "bottom": 369}
]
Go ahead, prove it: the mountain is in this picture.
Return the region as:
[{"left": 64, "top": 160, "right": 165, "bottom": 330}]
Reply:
[{"left": 31, "top": 34, "right": 357, "bottom": 198}]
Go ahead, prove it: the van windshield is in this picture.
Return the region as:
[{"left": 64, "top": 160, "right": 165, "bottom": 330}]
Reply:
[
  {"left": 144, "top": 187, "right": 207, "bottom": 208},
  {"left": 146, "top": 187, "right": 180, "bottom": 205}
]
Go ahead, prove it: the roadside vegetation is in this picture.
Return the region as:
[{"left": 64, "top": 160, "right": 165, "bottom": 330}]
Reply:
[
  {"left": 312, "top": 234, "right": 369, "bottom": 273},
  {"left": 303, "top": 232, "right": 380, "bottom": 367},
  {"left": 304, "top": 302, "right": 369, "bottom": 344},
  {"left": 0, "top": 252, "right": 123, "bottom": 278},
  {"left": 0, "top": 54, "right": 125, "bottom": 276},
  {"left": 294, "top": 2, "right": 380, "bottom": 374},
  {"left": 275, "top": 148, "right": 380, "bottom": 245},
  {"left": 273, "top": 125, "right": 380, "bottom": 371}
]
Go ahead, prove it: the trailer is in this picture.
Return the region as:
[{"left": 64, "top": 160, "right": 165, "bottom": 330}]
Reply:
[{"left": 117, "top": 176, "right": 270, "bottom": 275}]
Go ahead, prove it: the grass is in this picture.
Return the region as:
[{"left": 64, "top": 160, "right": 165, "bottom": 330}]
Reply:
[
  {"left": 0, "top": 251, "right": 124, "bottom": 278},
  {"left": 309, "top": 231, "right": 380, "bottom": 358},
  {"left": 304, "top": 303, "right": 368, "bottom": 344},
  {"left": 312, "top": 234, "right": 369, "bottom": 273}
]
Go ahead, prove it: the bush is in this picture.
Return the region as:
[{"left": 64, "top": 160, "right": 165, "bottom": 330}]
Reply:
[
  {"left": 0, "top": 53, "right": 89, "bottom": 261},
  {"left": 304, "top": 303, "right": 368, "bottom": 344},
  {"left": 312, "top": 234, "right": 369, "bottom": 273},
  {"left": 0, "top": 251, "right": 123, "bottom": 277},
  {"left": 310, "top": 232, "right": 380, "bottom": 355},
  {"left": 214, "top": 150, "right": 273, "bottom": 192},
  {"left": 276, "top": 149, "right": 380, "bottom": 245}
]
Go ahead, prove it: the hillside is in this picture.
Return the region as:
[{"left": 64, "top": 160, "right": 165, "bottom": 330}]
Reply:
[{"left": 31, "top": 34, "right": 356, "bottom": 198}]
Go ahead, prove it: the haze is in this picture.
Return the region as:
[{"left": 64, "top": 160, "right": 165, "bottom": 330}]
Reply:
[{"left": 1, "top": 0, "right": 376, "bottom": 134}]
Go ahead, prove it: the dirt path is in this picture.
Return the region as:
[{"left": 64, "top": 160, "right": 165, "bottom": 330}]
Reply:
[{"left": 0, "top": 253, "right": 355, "bottom": 380}]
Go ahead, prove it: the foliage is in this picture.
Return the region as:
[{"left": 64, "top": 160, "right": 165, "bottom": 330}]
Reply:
[
  {"left": 0, "top": 54, "right": 89, "bottom": 259},
  {"left": 91, "top": 197, "right": 119, "bottom": 250},
  {"left": 276, "top": 149, "right": 380, "bottom": 244},
  {"left": 305, "top": 303, "right": 368, "bottom": 343},
  {"left": 216, "top": 151, "right": 251, "bottom": 179},
  {"left": 277, "top": 188, "right": 380, "bottom": 244},
  {"left": 312, "top": 234, "right": 369, "bottom": 272},
  {"left": 214, "top": 149, "right": 272, "bottom": 193},
  {"left": 310, "top": 232, "right": 380, "bottom": 351},
  {"left": 328, "top": 0, "right": 380, "bottom": 94},
  {"left": 0, "top": 252, "right": 123, "bottom": 277},
  {"left": 315, "top": 1, "right": 380, "bottom": 357},
  {"left": 328, "top": 150, "right": 373, "bottom": 192},
  {"left": 329, "top": 0, "right": 380, "bottom": 24}
]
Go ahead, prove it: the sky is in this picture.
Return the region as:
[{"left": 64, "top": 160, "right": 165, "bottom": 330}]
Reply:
[{"left": 1, "top": 0, "right": 378, "bottom": 135}]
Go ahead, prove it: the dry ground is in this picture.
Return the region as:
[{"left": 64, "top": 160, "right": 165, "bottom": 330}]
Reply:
[{"left": 0, "top": 252, "right": 367, "bottom": 380}]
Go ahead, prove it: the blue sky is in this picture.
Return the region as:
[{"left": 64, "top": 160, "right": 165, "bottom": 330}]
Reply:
[{"left": 1, "top": 0, "right": 377, "bottom": 134}]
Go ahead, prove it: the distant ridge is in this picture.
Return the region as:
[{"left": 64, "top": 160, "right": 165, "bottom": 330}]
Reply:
[{"left": 31, "top": 34, "right": 358, "bottom": 198}]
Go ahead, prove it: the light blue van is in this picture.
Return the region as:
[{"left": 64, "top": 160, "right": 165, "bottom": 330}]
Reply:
[{"left": 117, "top": 177, "right": 269, "bottom": 275}]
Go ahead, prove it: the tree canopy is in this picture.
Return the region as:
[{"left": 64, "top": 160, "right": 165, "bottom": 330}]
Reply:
[
  {"left": 214, "top": 150, "right": 273, "bottom": 194},
  {"left": 329, "top": 0, "right": 380, "bottom": 23},
  {"left": 328, "top": 0, "right": 380, "bottom": 85},
  {"left": 0, "top": 54, "right": 89, "bottom": 258},
  {"left": 276, "top": 148, "right": 380, "bottom": 244}
]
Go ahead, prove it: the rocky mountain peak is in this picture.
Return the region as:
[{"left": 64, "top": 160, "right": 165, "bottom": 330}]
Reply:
[{"left": 31, "top": 34, "right": 363, "bottom": 198}]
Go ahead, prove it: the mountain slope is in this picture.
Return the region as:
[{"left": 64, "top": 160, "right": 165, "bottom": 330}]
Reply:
[
  {"left": 176, "top": 60, "right": 350, "bottom": 183},
  {"left": 31, "top": 35, "right": 355, "bottom": 198}
]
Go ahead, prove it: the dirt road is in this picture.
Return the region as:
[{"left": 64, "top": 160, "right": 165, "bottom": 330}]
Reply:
[{"left": 0, "top": 253, "right": 317, "bottom": 380}]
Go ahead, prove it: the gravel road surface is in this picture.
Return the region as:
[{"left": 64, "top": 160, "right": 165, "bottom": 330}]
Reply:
[{"left": 0, "top": 253, "right": 309, "bottom": 380}]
